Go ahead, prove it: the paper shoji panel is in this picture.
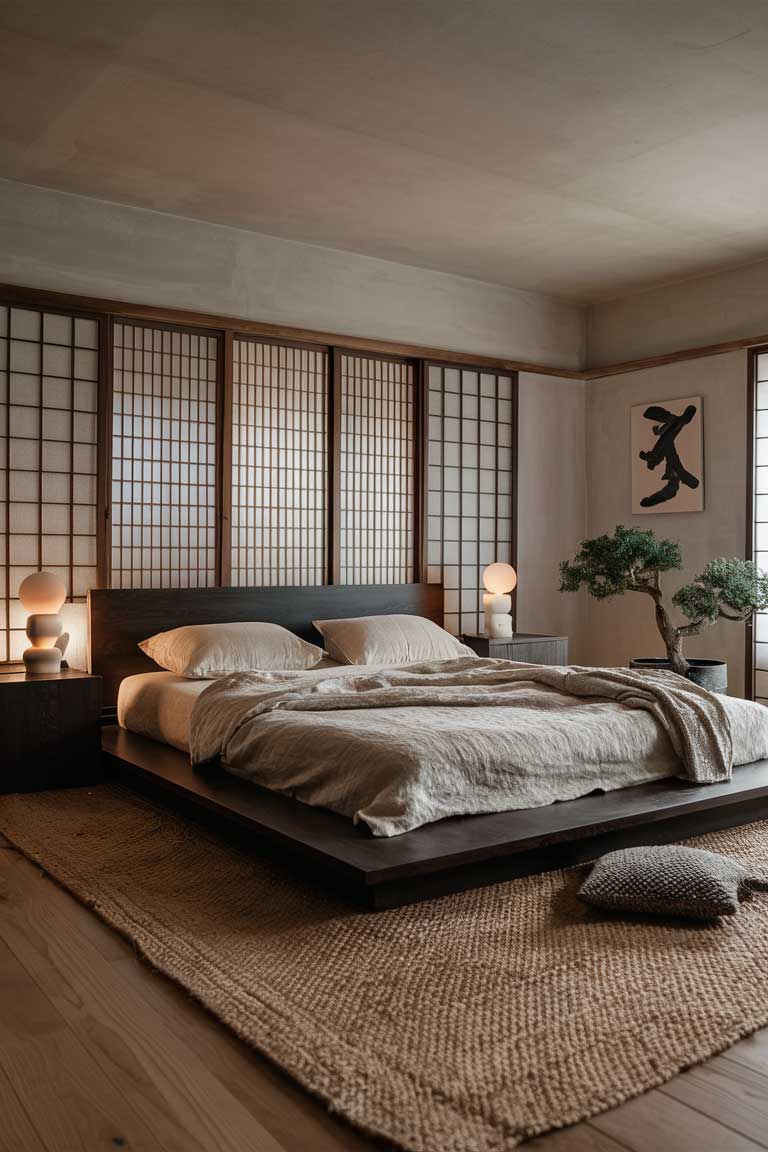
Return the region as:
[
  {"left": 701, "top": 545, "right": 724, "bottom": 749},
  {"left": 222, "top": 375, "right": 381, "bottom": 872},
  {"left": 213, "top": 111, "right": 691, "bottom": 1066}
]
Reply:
[
  {"left": 338, "top": 354, "right": 415, "bottom": 584},
  {"left": 0, "top": 304, "right": 100, "bottom": 661},
  {"left": 111, "top": 322, "right": 218, "bottom": 589},
  {"left": 752, "top": 349, "right": 768, "bottom": 702},
  {"left": 425, "top": 364, "right": 515, "bottom": 636},
  {"left": 231, "top": 338, "right": 327, "bottom": 586}
]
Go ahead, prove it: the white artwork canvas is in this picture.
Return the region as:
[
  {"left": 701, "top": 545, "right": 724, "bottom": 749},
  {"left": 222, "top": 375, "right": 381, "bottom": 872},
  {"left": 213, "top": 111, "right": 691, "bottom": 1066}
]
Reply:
[{"left": 631, "top": 396, "right": 704, "bottom": 513}]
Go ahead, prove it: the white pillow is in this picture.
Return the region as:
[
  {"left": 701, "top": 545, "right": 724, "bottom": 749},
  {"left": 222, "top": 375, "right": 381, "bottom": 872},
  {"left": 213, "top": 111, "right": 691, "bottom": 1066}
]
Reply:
[
  {"left": 138, "top": 622, "right": 325, "bottom": 679},
  {"left": 311, "top": 614, "right": 475, "bottom": 666}
]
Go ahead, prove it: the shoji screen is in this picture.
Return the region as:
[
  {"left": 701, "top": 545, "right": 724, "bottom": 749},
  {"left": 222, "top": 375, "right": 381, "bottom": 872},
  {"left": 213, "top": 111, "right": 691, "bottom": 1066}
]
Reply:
[
  {"left": 751, "top": 348, "right": 768, "bottom": 703},
  {"left": 230, "top": 338, "right": 328, "bottom": 586},
  {"left": 425, "top": 364, "right": 516, "bottom": 635},
  {"left": 337, "top": 352, "right": 416, "bottom": 584},
  {"left": 0, "top": 303, "right": 100, "bottom": 661},
  {"left": 111, "top": 322, "right": 218, "bottom": 589}
]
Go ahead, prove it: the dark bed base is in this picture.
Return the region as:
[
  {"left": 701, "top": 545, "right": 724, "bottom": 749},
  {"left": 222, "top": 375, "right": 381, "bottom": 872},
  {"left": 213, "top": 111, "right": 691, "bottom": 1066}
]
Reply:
[{"left": 102, "top": 726, "right": 768, "bottom": 910}]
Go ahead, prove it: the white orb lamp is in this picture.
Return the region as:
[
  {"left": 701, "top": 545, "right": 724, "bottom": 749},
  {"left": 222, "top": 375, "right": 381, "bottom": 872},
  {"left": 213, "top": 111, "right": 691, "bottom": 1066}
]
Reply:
[
  {"left": 482, "top": 563, "right": 517, "bottom": 639},
  {"left": 19, "top": 572, "right": 67, "bottom": 675}
]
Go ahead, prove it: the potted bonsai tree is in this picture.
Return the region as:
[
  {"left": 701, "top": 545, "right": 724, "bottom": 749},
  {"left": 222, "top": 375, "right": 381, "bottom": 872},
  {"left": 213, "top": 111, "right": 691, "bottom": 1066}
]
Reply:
[{"left": 559, "top": 525, "right": 768, "bottom": 693}]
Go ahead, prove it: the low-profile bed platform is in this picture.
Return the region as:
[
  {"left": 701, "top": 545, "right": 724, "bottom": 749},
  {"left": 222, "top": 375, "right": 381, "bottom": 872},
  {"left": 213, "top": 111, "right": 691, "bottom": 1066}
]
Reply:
[{"left": 91, "top": 585, "right": 768, "bottom": 910}]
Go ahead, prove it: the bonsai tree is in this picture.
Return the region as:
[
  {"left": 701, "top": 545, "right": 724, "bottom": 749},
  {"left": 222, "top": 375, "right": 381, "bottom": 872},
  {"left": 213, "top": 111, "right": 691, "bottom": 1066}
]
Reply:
[{"left": 559, "top": 525, "right": 768, "bottom": 676}]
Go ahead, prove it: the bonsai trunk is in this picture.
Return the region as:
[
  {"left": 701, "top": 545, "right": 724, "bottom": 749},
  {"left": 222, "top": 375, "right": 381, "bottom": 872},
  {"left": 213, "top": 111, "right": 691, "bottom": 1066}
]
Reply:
[{"left": 654, "top": 598, "right": 688, "bottom": 677}]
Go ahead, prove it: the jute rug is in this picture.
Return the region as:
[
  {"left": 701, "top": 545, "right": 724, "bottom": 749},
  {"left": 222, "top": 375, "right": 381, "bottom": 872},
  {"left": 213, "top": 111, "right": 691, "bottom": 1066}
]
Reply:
[{"left": 2, "top": 785, "right": 768, "bottom": 1152}]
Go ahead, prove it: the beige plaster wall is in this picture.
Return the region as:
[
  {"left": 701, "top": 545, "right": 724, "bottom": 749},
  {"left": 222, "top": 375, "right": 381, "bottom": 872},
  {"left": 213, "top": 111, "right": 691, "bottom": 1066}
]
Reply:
[
  {"left": 588, "top": 259, "right": 768, "bottom": 366},
  {"left": 583, "top": 351, "right": 747, "bottom": 695},
  {"left": 0, "top": 180, "right": 591, "bottom": 652},
  {"left": 0, "top": 180, "right": 586, "bottom": 369},
  {"left": 517, "top": 373, "right": 588, "bottom": 662}
]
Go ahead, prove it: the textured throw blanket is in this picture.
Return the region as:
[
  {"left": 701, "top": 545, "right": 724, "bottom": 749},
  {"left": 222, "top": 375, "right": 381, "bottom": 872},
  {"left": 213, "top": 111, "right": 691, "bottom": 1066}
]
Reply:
[{"left": 188, "top": 658, "right": 768, "bottom": 836}]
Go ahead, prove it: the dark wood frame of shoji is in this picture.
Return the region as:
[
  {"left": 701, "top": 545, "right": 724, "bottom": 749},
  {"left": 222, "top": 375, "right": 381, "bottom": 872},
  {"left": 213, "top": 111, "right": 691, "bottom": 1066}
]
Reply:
[
  {"left": 330, "top": 346, "right": 422, "bottom": 585},
  {"left": 107, "top": 317, "right": 222, "bottom": 590},
  {"left": 745, "top": 345, "right": 768, "bottom": 702},
  {"left": 423, "top": 360, "right": 519, "bottom": 635},
  {"left": 0, "top": 289, "right": 109, "bottom": 661},
  {"left": 0, "top": 282, "right": 519, "bottom": 627},
  {"left": 226, "top": 333, "right": 330, "bottom": 588},
  {"left": 223, "top": 339, "right": 423, "bottom": 588}
]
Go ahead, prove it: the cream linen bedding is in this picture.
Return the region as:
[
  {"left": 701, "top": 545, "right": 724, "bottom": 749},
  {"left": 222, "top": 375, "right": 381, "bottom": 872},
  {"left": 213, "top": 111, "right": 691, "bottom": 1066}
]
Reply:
[
  {"left": 189, "top": 657, "right": 768, "bottom": 837},
  {"left": 118, "top": 672, "right": 210, "bottom": 751},
  {"left": 118, "top": 661, "right": 376, "bottom": 751}
]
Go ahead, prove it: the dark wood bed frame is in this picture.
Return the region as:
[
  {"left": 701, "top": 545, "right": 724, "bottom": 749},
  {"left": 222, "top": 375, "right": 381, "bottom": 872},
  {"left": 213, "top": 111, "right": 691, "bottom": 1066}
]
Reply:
[{"left": 91, "top": 584, "right": 768, "bottom": 910}]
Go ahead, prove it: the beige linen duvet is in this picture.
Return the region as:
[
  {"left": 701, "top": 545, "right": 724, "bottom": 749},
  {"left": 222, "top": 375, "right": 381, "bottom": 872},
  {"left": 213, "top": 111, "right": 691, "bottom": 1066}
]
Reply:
[{"left": 189, "top": 657, "right": 768, "bottom": 837}]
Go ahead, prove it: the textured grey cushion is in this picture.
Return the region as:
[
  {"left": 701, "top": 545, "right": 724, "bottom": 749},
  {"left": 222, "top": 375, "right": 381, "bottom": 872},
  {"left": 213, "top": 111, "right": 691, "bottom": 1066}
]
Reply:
[{"left": 579, "top": 845, "right": 768, "bottom": 921}]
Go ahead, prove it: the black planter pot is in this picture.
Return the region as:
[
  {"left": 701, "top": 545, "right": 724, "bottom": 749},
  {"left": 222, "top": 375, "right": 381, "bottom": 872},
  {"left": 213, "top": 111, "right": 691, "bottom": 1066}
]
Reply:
[{"left": 629, "top": 657, "right": 727, "bottom": 695}]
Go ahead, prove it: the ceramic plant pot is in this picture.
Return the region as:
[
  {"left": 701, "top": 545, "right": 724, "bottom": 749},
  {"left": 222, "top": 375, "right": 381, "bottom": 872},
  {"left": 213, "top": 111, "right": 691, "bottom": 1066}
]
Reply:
[{"left": 629, "top": 657, "right": 727, "bottom": 695}]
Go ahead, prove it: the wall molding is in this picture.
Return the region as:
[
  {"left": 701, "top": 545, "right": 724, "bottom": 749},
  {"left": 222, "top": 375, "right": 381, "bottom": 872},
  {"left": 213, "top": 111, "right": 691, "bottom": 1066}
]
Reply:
[{"left": 584, "top": 332, "right": 768, "bottom": 379}]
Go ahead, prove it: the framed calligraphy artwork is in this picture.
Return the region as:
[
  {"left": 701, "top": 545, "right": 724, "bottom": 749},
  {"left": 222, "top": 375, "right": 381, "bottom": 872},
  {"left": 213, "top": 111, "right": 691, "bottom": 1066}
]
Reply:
[{"left": 631, "top": 395, "right": 704, "bottom": 513}]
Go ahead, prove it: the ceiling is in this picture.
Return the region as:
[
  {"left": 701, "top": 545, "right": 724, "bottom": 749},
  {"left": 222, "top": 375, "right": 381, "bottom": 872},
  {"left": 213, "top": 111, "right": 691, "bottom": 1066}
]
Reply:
[{"left": 2, "top": 0, "right": 768, "bottom": 303}]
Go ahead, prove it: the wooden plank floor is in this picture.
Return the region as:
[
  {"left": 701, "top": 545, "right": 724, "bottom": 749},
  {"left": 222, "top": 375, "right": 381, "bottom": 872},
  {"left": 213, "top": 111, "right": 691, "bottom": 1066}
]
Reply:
[{"left": 1, "top": 833, "right": 767, "bottom": 1152}]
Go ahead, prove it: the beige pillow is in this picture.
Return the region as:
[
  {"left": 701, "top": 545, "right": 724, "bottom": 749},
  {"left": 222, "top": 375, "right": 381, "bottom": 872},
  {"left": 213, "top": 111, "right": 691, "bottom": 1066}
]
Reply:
[
  {"left": 139, "top": 622, "right": 325, "bottom": 679},
  {"left": 312, "top": 614, "right": 475, "bottom": 666}
]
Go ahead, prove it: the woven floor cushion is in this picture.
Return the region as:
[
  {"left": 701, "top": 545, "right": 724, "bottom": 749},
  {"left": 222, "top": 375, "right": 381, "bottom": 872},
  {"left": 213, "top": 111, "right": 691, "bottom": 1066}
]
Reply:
[{"left": 579, "top": 844, "right": 768, "bottom": 920}]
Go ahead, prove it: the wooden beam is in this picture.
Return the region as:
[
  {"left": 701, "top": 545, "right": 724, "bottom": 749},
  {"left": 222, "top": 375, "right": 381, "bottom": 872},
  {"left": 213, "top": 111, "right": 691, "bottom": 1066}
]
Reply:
[
  {"left": 328, "top": 348, "right": 341, "bottom": 584},
  {"left": 96, "top": 315, "right": 113, "bottom": 590},
  {"left": 218, "top": 331, "right": 234, "bottom": 586}
]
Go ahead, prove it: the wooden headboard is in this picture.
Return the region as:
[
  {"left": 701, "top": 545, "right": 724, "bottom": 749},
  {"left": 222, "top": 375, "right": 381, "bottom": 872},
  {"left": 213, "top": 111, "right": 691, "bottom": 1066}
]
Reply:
[{"left": 89, "top": 583, "right": 444, "bottom": 711}]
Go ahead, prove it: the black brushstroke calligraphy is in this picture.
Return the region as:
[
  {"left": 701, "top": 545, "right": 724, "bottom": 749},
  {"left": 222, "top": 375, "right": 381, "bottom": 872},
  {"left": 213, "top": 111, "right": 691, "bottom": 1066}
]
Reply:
[{"left": 638, "top": 403, "right": 700, "bottom": 508}]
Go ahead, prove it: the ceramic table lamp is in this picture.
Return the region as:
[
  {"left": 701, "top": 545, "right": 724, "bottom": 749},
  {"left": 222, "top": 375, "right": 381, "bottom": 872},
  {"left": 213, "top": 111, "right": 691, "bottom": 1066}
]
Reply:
[
  {"left": 482, "top": 563, "right": 517, "bottom": 638},
  {"left": 19, "top": 571, "right": 67, "bottom": 674}
]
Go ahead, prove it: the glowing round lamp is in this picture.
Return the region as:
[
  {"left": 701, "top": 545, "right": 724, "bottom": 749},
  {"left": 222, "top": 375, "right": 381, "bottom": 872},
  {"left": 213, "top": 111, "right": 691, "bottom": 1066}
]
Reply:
[
  {"left": 19, "top": 571, "right": 66, "bottom": 675},
  {"left": 482, "top": 563, "right": 517, "bottom": 638}
]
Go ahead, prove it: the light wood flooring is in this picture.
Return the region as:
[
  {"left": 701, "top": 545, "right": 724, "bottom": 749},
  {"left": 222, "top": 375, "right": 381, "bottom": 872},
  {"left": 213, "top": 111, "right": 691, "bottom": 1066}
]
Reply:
[{"left": 1, "top": 832, "right": 767, "bottom": 1152}]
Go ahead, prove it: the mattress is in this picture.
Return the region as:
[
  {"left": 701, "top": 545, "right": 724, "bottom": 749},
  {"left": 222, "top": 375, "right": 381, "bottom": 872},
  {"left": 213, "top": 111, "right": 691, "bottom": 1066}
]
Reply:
[
  {"left": 118, "top": 672, "right": 209, "bottom": 751},
  {"left": 117, "top": 659, "right": 367, "bottom": 751}
]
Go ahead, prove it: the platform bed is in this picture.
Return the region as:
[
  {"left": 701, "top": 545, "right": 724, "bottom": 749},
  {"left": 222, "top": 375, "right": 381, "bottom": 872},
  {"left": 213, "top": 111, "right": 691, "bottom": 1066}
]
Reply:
[
  {"left": 101, "top": 726, "right": 768, "bottom": 909},
  {"left": 91, "top": 584, "right": 768, "bottom": 910}
]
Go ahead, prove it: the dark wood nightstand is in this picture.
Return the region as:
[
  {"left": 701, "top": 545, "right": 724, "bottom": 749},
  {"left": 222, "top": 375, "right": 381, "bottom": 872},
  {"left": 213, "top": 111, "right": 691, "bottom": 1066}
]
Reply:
[
  {"left": 0, "top": 669, "right": 102, "bottom": 793},
  {"left": 462, "top": 633, "right": 569, "bottom": 665}
]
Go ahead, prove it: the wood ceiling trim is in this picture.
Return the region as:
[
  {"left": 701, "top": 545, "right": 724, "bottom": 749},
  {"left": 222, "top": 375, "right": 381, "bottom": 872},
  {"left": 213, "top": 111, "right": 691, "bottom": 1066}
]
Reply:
[{"left": 584, "top": 333, "right": 768, "bottom": 379}]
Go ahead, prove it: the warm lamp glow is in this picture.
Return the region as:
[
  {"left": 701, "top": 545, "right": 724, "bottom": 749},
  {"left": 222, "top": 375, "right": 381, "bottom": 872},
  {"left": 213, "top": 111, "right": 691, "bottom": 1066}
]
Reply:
[
  {"left": 19, "top": 571, "right": 67, "bottom": 675},
  {"left": 482, "top": 563, "right": 517, "bottom": 596},
  {"left": 19, "top": 571, "right": 66, "bottom": 614},
  {"left": 58, "top": 602, "right": 88, "bottom": 671},
  {"left": 482, "top": 562, "right": 517, "bottom": 639}
]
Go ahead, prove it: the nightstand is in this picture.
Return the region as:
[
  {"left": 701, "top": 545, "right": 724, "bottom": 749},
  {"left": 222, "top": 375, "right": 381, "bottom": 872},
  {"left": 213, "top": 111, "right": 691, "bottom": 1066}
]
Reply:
[
  {"left": 0, "top": 670, "right": 102, "bottom": 793},
  {"left": 462, "top": 633, "right": 569, "bottom": 665}
]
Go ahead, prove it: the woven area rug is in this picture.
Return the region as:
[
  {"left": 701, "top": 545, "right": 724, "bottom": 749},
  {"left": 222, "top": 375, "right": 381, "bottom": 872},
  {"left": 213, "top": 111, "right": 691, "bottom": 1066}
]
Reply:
[{"left": 2, "top": 785, "right": 768, "bottom": 1152}]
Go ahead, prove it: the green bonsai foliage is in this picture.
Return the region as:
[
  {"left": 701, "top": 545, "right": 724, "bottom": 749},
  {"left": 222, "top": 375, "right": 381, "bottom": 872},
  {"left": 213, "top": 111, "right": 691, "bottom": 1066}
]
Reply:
[
  {"left": 673, "top": 558, "right": 768, "bottom": 625},
  {"left": 560, "top": 526, "right": 768, "bottom": 676},
  {"left": 559, "top": 526, "right": 681, "bottom": 600}
]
